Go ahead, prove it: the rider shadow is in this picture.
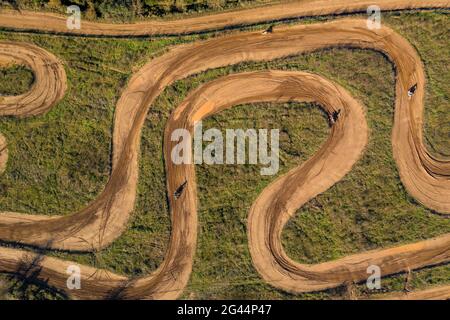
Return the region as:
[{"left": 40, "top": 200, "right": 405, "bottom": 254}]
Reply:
[
  {"left": 105, "top": 277, "right": 139, "bottom": 300},
  {"left": 3, "top": 240, "right": 67, "bottom": 299}
]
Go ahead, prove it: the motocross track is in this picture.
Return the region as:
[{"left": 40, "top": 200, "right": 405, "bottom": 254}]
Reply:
[{"left": 0, "top": 0, "right": 448, "bottom": 299}]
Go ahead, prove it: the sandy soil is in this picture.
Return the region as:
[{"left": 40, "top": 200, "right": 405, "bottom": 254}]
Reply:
[{"left": 0, "top": 2, "right": 448, "bottom": 300}]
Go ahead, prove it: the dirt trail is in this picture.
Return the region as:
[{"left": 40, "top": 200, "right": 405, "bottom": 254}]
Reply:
[
  {"left": 0, "top": 42, "right": 66, "bottom": 117},
  {"left": 376, "top": 285, "right": 450, "bottom": 300},
  {"left": 0, "top": 4, "right": 448, "bottom": 299},
  {"left": 0, "top": 0, "right": 449, "bottom": 36}
]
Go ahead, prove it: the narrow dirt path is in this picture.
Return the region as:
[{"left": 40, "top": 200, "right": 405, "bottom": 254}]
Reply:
[
  {"left": 376, "top": 285, "right": 450, "bottom": 300},
  {"left": 0, "top": 3, "right": 448, "bottom": 299},
  {"left": 0, "top": 0, "right": 449, "bottom": 36}
]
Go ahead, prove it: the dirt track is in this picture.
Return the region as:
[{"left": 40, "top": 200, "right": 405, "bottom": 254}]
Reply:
[
  {"left": 0, "top": 1, "right": 448, "bottom": 299},
  {"left": 0, "top": 0, "right": 449, "bottom": 36}
]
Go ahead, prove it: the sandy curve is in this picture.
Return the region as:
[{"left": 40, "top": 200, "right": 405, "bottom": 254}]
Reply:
[
  {"left": 0, "top": 42, "right": 66, "bottom": 117},
  {"left": 0, "top": 0, "right": 449, "bottom": 36},
  {"left": 0, "top": 133, "right": 7, "bottom": 174}
]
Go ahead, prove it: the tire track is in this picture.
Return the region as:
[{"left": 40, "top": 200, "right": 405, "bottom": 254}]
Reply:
[{"left": 0, "top": 0, "right": 449, "bottom": 36}]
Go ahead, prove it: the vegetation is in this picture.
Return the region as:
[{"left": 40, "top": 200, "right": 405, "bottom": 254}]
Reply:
[
  {"left": 0, "top": 11, "right": 448, "bottom": 299},
  {"left": 2, "top": 0, "right": 275, "bottom": 21},
  {"left": 0, "top": 65, "right": 34, "bottom": 96}
]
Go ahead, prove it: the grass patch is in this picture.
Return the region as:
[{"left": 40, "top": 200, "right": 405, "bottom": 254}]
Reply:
[{"left": 0, "top": 65, "right": 34, "bottom": 96}]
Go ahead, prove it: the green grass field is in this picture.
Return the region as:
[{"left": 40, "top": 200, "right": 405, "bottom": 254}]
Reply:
[
  {"left": 0, "top": 10, "right": 448, "bottom": 299},
  {"left": 1, "top": 0, "right": 276, "bottom": 21}
]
